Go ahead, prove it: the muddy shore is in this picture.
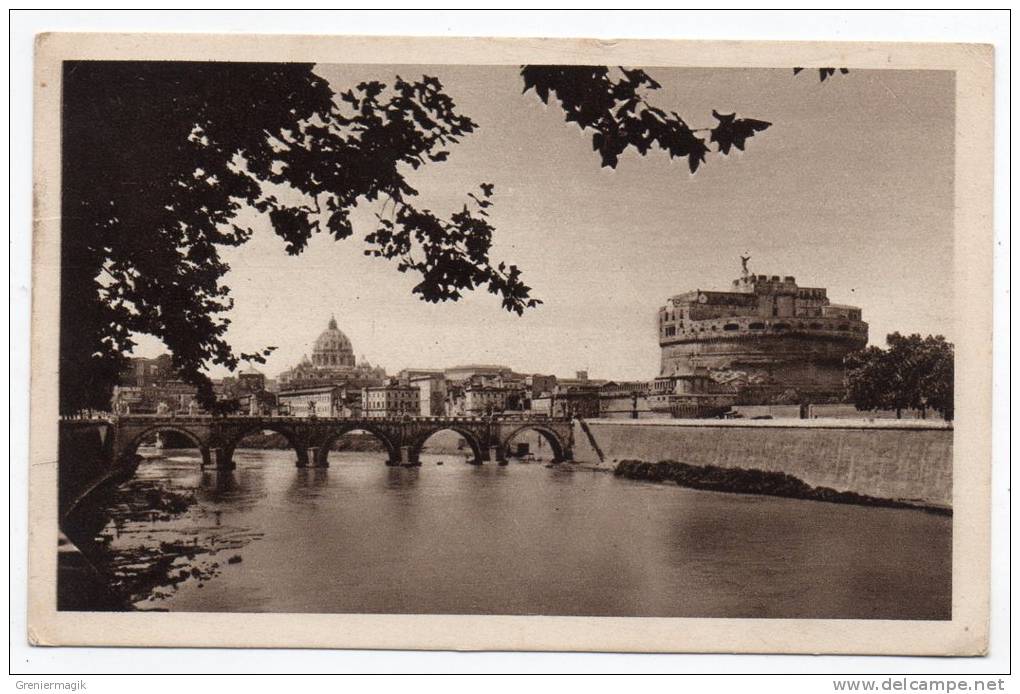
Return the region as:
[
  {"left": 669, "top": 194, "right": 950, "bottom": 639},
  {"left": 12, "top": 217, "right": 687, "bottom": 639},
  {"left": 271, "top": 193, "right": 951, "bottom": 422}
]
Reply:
[{"left": 59, "top": 474, "right": 260, "bottom": 611}]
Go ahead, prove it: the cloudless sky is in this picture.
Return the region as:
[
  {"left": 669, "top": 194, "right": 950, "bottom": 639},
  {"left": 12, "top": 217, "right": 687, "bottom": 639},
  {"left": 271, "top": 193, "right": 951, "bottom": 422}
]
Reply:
[{"left": 135, "top": 65, "right": 954, "bottom": 381}]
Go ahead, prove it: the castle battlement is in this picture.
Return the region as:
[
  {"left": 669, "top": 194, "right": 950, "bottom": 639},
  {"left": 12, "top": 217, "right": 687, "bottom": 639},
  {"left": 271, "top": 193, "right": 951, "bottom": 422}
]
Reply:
[{"left": 657, "top": 262, "right": 868, "bottom": 404}]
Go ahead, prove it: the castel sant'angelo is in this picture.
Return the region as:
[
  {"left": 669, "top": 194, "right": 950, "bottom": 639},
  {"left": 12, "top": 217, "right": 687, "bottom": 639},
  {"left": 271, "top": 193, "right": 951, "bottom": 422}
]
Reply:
[{"left": 658, "top": 258, "right": 869, "bottom": 404}]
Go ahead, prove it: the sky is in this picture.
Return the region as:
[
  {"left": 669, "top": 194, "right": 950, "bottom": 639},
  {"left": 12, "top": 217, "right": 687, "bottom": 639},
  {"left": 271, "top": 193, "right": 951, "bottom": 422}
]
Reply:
[{"left": 135, "top": 65, "right": 955, "bottom": 382}]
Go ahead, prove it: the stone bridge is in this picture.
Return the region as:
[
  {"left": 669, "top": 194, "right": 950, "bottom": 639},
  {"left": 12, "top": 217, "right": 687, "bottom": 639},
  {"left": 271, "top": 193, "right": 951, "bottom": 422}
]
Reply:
[
  {"left": 58, "top": 414, "right": 574, "bottom": 520},
  {"left": 108, "top": 414, "right": 573, "bottom": 468}
]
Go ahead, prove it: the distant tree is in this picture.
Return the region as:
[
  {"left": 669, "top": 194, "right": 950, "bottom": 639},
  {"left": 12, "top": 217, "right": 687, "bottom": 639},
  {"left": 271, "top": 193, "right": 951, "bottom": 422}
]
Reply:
[
  {"left": 844, "top": 333, "right": 955, "bottom": 420},
  {"left": 843, "top": 345, "right": 895, "bottom": 412},
  {"left": 61, "top": 63, "right": 778, "bottom": 415},
  {"left": 915, "top": 335, "right": 955, "bottom": 421}
]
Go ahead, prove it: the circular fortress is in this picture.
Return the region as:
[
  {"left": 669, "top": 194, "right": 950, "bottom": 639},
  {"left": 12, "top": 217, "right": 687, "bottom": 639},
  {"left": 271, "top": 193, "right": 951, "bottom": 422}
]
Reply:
[{"left": 657, "top": 269, "right": 868, "bottom": 404}]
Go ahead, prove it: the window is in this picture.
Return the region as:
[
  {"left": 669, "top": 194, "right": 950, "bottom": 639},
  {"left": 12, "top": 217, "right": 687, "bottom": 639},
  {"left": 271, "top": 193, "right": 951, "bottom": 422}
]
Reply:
[
  {"left": 723, "top": 323, "right": 739, "bottom": 331},
  {"left": 748, "top": 322, "right": 765, "bottom": 330}
]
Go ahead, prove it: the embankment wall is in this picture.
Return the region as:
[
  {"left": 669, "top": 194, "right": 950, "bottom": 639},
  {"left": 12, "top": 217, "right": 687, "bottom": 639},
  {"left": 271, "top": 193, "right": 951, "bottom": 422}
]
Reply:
[
  {"left": 58, "top": 421, "right": 120, "bottom": 519},
  {"left": 573, "top": 419, "right": 952, "bottom": 508}
]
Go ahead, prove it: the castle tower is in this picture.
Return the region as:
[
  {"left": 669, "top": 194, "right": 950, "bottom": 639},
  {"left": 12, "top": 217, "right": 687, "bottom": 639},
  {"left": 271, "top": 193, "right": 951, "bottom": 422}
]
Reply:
[{"left": 657, "top": 269, "right": 868, "bottom": 403}]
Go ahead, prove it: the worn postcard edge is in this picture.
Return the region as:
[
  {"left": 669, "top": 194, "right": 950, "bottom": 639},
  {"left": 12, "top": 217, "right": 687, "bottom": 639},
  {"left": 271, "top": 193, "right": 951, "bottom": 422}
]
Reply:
[{"left": 27, "top": 33, "right": 994, "bottom": 654}]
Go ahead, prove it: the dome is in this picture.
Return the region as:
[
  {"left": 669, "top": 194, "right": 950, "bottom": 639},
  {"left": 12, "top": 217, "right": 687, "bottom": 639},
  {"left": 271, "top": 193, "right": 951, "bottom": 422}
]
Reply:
[{"left": 311, "top": 315, "right": 356, "bottom": 369}]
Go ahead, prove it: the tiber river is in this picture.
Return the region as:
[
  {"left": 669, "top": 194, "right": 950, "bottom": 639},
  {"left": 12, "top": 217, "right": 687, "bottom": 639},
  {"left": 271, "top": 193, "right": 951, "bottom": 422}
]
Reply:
[{"left": 83, "top": 442, "right": 952, "bottom": 620}]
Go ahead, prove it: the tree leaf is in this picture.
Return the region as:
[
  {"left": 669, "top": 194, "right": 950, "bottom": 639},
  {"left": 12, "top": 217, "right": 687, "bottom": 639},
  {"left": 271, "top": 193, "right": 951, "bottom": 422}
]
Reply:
[{"left": 709, "top": 110, "right": 772, "bottom": 155}]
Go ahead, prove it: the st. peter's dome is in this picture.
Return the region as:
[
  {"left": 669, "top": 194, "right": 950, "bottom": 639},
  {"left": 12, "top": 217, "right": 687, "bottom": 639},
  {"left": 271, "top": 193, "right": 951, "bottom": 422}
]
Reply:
[{"left": 311, "top": 315, "right": 356, "bottom": 369}]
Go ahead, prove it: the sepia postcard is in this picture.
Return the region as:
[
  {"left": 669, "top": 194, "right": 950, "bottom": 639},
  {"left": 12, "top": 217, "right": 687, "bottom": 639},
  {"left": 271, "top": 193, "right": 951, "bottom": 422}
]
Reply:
[{"left": 28, "top": 33, "right": 994, "bottom": 654}]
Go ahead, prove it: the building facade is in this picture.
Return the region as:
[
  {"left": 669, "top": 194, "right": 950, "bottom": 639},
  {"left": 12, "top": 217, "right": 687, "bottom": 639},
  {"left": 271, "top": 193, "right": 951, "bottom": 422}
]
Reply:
[
  {"left": 398, "top": 368, "right": 445, "bottom": 384},
  {"left": 526, "top": 374, "right": 558, "bottom": 400},
  {"left": 237, "top": 365, "right": 266, "bottom": 394},
  {"left": 362, "top": 383, "right": 421, "bottom": 418},
  {"left": 277, "top": 385, "right": 348, "bottom": 418},
  {"left": 443, "top": 364, "right": 515, "bottom": 383},
  {"left": 658, "top": 264, "right": 868, "bottom": 403},
  {"left": 648, "top": 373, "right": 737, "bottom": 417},
  {"left": 598, "top": 381, "right": 656, "bottom": 419},
  {"left": 238, "top": 389, "right": 279, "bottom": 416},
  {"left": 464, "top": 384, "right": 526, "bottom": 415},
  {"left": 444, "top": 372, "right": 528, "bottom": 416},
  {"left": 530, "top": 391, "right": 600, "bottom": 419},
  {"left": 118, "top": 354, "right": 174, "bottom": 387},
  {"left": 112, "top": 355, "right": 200, "bottom": 414},
  {"left": 529, "top": 374, "right": 601, "bottom": 418},
  {"left": 409, "top": 373, "right": 447, "bottom": 416}
]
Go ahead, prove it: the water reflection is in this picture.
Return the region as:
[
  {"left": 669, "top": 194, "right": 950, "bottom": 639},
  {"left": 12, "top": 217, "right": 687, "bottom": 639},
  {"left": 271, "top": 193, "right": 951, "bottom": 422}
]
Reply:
[
  {"left": 386, "top": 465, "right": 420, "bottom": 489},
  {"left": 200, "top": 470, "right": 237, "bottom": 496},
  {"left": 92, "top": 448, "right": 950, "bottom": 619},
  {"left": 292, "top": 467, "right": 330, "bottom": 488}
]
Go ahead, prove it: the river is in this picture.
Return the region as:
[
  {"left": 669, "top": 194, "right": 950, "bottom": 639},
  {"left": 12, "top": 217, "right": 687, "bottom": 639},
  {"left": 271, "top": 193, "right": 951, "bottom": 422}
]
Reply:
[{"left": 82, "top": 448, "right": 951, "bottom": 619}]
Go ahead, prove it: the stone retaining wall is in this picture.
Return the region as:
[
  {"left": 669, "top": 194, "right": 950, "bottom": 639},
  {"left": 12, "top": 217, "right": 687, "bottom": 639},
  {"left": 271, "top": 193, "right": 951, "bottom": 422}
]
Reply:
[{"left": 573, "top": 418, "right": 952, "bottom": 508}]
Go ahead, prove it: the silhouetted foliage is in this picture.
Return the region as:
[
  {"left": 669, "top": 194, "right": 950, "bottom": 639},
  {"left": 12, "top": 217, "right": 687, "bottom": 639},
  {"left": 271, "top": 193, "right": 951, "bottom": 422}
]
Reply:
[
  {"left": 709, "top": 110, "right": 772, "bottom": 155},
  {"left": 63, "top": 62, "right": 781, "bottom": 415},
  {"left": 793, "top": 67, "right": 849, "bottom": 82},
  {"left": 521, "top": 66, "right": 772, "bottom": 171},
  {"left": 61, "top": 62, "right": 538, "bottom": 413},
  {"left": 844, "top": 333, "right": 954, "bottom": 420}
]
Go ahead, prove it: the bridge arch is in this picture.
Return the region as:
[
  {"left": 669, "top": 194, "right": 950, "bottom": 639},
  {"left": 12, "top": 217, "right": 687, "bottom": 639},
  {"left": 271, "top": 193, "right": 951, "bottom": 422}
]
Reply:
[
  {"left": 222, "top": 422, "right": 309, "bottom": 465},
  {"left": 412, "top": 426, "right": 485, "bottom": 465},
  {"left": 123, "top": 425, "right": 211, "bottom": 467},
  {"left": 317, "top": 423, "right": 400, "bottom": 466},
  {"left": 501, "top": 425, "right": 568, "bottom": 463}
]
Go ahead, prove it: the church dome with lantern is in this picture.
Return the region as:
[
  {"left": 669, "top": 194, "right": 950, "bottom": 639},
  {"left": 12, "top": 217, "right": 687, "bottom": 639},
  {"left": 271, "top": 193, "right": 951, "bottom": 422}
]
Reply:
[
  {"left": 276, "top": 314, "right": 387, "bottom": 391},
  {"left": 312, "top": 316, "right": 356, "bottom": 369}
]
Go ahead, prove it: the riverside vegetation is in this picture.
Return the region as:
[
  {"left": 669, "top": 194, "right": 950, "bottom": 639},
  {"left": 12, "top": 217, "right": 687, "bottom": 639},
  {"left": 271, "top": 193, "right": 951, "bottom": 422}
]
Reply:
[{"left": 612, "top": 459, "right": 950, "bottom": 515}]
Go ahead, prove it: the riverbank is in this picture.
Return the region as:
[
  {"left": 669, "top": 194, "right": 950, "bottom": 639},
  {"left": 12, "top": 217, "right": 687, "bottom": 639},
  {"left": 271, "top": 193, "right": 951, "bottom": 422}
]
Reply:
[
  {"left": 613, "top": 459, "right": 950, "bottom": 515},
  {"left": 59, "top": 471, "right": 261, "bottom": 611},
  {"left": 573, "top": 418, "right": 953, "bottom": 508}
]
